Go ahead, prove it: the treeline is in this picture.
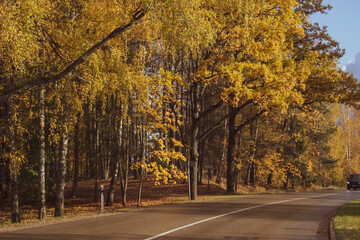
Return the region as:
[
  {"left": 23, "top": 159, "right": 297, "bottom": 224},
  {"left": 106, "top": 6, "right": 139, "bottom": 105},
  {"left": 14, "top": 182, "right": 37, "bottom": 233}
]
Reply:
[{"left": 1, "top": 0, "right": 360, "bottom": 223}]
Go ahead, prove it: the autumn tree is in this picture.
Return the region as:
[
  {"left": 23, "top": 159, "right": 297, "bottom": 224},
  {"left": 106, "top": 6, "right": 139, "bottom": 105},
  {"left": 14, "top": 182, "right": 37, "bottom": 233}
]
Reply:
[{"left": 2, "top": 0, "right": 360, "bottom": 225}]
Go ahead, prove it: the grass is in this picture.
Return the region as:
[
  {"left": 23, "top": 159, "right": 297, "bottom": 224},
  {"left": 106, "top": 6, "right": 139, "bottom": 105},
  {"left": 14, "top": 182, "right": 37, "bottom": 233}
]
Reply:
[{"left": 333, "top": 198, "right": 360, "bottom": 240}]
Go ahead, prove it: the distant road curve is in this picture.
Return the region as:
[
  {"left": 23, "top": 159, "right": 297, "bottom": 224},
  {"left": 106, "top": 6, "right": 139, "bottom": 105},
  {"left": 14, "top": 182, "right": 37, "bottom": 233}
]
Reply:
[{"left": 1, "top": 190, "right": 359, "bottom": 240}]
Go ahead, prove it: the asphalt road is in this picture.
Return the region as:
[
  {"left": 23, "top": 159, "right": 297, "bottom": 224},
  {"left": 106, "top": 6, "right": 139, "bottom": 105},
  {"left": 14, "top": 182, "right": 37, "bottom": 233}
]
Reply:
[{"left": 1, "top": 190, "right": 360, "bottom": 240}]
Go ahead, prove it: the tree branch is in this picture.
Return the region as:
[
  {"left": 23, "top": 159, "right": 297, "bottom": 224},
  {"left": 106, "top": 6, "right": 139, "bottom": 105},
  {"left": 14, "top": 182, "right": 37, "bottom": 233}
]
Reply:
[
  {"left": 198, "top": 100, "right": 252, "bottom": 142},
  {"left": 234, "top": 109, "right": 267, "bottom": 134},
  {"left": 0, "top": 8, "right": 146, "bottom": 100},
  {"left": 197, "top": 100, "right": 223, "bottom": 121}
]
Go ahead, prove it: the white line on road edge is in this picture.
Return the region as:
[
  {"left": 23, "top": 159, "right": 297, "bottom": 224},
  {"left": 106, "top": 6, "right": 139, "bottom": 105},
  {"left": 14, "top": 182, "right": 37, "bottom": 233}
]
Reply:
[{"left": 144, "top": 193, "right": 336, "bottom": 240}]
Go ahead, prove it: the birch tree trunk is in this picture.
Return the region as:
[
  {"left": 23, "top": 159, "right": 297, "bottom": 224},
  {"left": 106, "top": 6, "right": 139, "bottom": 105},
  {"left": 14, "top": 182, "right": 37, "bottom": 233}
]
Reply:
[
  {"left": 38, "top": 85, "right": 46, "bottom": 219},
  {"left": 106, "top": 116, "right": 123, "bottom": 206},
  {"left": 54, "top": 128, "right": 68, "bottom": 217},
  {"left": 138, "top": 125, "right": 146, "bottom": 205},
  {"left": 189, "top": 82, "right": 200, "bottom": 200},
  {"left": 106, "top": 158, "right": 119, "bottom": 206}
]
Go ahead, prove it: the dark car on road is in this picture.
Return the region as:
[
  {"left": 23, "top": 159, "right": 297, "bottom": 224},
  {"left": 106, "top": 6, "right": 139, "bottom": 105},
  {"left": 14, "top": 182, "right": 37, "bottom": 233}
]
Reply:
[{"left": 347, "top": 174, "right": 360, "bottom": 190}]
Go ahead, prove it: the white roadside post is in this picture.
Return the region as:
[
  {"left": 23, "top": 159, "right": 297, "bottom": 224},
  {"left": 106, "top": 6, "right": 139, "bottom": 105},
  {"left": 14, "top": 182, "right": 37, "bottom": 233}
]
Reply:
[{"left": 100, "top": 185, "right": 104, "bottom": 214}]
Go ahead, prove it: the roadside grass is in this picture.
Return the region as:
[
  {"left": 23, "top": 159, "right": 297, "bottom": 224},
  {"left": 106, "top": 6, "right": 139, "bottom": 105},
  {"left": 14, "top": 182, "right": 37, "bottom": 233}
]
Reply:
[{"left": 333, "top": 198, "right": 360, "bottom": 240}]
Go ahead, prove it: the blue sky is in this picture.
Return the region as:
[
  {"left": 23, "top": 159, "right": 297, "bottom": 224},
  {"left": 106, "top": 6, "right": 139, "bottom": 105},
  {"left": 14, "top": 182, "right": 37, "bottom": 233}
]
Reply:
[{"left": 310, "top": 0, "right": 360, "bottom": 77}]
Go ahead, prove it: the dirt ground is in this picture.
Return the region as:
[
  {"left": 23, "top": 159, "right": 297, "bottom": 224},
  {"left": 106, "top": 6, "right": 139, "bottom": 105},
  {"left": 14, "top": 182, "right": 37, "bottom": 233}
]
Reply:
[
  {"left": 0, "top": 176, "right": 243, "bottom": 227},
  {"left": 0, "top": 175, "right": 325, "bottom": 229}
]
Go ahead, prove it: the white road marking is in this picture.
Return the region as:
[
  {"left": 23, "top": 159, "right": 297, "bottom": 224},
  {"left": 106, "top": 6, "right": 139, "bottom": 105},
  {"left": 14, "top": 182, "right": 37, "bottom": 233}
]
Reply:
[{"left": 144, "top": 193, "right": 336, "bottom": 240}]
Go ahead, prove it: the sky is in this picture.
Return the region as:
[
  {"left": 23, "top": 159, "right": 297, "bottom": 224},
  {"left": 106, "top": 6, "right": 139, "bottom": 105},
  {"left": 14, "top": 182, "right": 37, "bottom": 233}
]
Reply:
[{"left": 310, "top": 0, "right": 360, "bottom": 78}]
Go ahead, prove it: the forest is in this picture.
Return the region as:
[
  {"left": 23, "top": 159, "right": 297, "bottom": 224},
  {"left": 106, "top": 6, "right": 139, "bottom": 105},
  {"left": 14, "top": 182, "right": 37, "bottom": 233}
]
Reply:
[{"left": 1, "top": 0, "right": 360, "bottom": 224}]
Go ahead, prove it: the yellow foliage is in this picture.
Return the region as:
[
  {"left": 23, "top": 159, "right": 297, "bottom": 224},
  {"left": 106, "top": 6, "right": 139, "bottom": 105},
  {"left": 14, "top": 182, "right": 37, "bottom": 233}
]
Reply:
[{"left": 132, "top": 161, "right": 187, "bottom": 185}]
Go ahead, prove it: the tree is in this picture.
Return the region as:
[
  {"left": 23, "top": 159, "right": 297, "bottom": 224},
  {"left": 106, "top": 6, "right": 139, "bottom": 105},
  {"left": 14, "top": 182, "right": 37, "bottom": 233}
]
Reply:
[
  {"left": 38, "top": 85, "right": 46, "bottom": 219},
  {"left": 202, "top": 0, "right": 305, "bottom": 193},
  {"left": 8, "top": 97, "right": 20, "bottom": 223},
  {"left": 2, "top": 0, "right": 360, "bottom": 224}
]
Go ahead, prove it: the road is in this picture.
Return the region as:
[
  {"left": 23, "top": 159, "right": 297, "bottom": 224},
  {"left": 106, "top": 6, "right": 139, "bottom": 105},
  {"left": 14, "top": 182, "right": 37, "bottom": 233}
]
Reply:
[{"left": 1, "top": 190, "right": 359, "bottom": 240}]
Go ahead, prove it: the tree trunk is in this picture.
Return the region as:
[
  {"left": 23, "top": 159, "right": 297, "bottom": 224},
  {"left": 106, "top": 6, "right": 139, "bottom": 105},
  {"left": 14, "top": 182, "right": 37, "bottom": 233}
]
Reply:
[
  {"left": 48, "top": 142, "right": 58, "bottom": 198},
  {"left": 244, "top": 113, "right": 259, "bottom": 185},
  {"left": 119, "top": 152, "right": 129, "bottom": 207},
  {"left": 54, "top": 128, "right": 68, "bottom": 217},
  {"left": 216, "top": 118, "right": 228, "bottom": 184},
  {"left": 85, "top": 103, "right": 91, "bottom": 179},
  {"left": 198, "top": 140, "right": 205, "bottom": 185},
  {"left": 106, "top": 159, "right": 119, "bottom": 206},
  {"left": 0, "top": 157, "right": 9, "bottom": 199},
  {"left": 38, "top": 85, "right": 46, "bottom": 219},
  {"left": 8, "top": 97, "right": 20, "bottom": 223},
  {"left": 249, "top": 164, "right": 255, "bottom": 185},
  {"left": 267, "top": 172, "right": 273, "bottom": 185},
  {"left": 10, "top": 155, "right": 20, "bottom": 223},
  {"left": 234, "top": 129, "right": 242, "bottom": 192},
  {"left": 283, "top": 172, "right": 290, "bottom": 190},
  {"left": 244, "top": 163, "right": 250, "bottom": 185},
  {"left": 189, "top": 82, "right": 201, "bottom": 200},
  {"left": 94, "top": 118, "right": 100, "bottom": 202},
  {"left": 0, "top": 156, "right": 5, "bottom": 198},
  {"left": 133, "top": 118, "right": 139, "bottom": 180},
  {"left": 226, "top": 107, "right": 237, "bottom": 193},
  {"left": 119, "top": 115, "right": 129, "bottom": 207},
  {"left": 138, "top": 125, "right": 146, "bottom": 206},
  {"left": 234, "top": 168, "right": 239, "bottom": 192},
  {"left": 104, "top": 114, "right": 111, "bottom": 179},
  {"left": 249, "top": 118, "right": 259, "bottom": 185},
  {"left": 106, "top": 116, "right": 122, "bottom": 206},
  {"left": 70, "top": 113, "right": 81, "bottom": 198}
]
